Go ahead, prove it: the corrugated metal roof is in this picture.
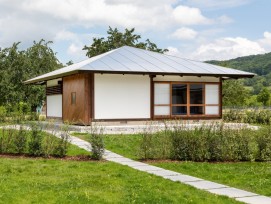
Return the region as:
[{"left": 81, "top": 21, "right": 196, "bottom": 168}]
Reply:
[{"left": 25, "top": 46, "right": 255, "bottom": 84}]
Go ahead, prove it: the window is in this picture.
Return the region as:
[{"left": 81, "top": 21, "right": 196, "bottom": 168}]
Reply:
[
  {"left": 205, "top": 84, "right": 219, "bottom": 115},
  {"left": 71, "top": 92, "right": 76, "bottom": 105},
  {"left": 154, "top": 82, "right": 220, "bottom": 118},
  {"left": 154, "top": 83, "right": 170, "bottom": 116}
]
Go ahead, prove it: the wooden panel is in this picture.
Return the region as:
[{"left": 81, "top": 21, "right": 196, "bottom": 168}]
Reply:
[
  {"left": 46, "top": 84, "right": 62, "bottom": 95},
  {"left": 63, "top": 73, "right": 92, "bottom": 125}
]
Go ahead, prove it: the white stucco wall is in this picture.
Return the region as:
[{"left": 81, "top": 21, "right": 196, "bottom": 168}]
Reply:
[
  {"left": 153, "top": 75, "right": 219, "bottom": 82},
  {"left": 94, "top": 74, "right": 150, "bottom": 119},
  {"left": 47, "top": 78, "right": 62, "bottom": 87},
  {"left": 47, "top": 94, "right": 62, "bottom": 118}
]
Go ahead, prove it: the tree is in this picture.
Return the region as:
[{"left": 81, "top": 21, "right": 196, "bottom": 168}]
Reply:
[
  {"left": 0, "top": 40, "right": 61, "bottom": 111},
  {"left": 83, "top": 27, "right": 168, "bottom": 58},
  {"left": 222, "top": 79, "right": 249, "bottom": 107},
  {"left": 257, "top": 87, "right": 270, "bottom": 106}
]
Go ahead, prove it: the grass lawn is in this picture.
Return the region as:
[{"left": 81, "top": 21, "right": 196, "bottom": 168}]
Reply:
[
  {"left": 73, "top": 133, "right": 271, "bottom": 197},
  {"left": 73, "top": 133, "right": 141, "bottom": 159},
  {"left": 152, "top": 161, "right": 271, "bottom": 197},
  {"left": 0, "top": 158, "right": 240, "bottom": 204}
]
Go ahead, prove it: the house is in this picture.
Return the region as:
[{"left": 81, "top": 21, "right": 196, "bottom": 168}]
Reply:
[{"left": 25, "top": 46, "right": 255, "bottom": 124}]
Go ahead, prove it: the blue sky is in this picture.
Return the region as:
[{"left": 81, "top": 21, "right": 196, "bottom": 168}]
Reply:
[{"left": 0, "top": 0, "right": 270, "bottom": 64}]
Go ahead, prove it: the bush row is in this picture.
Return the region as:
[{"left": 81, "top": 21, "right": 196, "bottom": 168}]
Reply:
[
  {"left": 0, "top": 123, "right": 70, "bottom": 158},
  {"left": 138, "top": 123, "right": 271, "bottom": 162},
  {"left": 223, "top": 108, "right": 271, "bottom": 124}
]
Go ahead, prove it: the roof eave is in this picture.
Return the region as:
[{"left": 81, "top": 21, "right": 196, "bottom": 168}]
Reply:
[{"left": 23, "top": 70, "right": 80, "bottom": 85}]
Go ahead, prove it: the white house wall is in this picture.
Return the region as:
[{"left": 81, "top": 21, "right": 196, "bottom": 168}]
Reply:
[
  {"left": 94, "top": 74, "right": 150, "bottom": 119},
  {"left": 154, "top": 75, "right": 219, "bottom": 82},
  {"left": 47, "top": 94, "right": 62, "bottom": 118},
  {"left": 46, "top": 78, "right": 62, "bottom": 87}
]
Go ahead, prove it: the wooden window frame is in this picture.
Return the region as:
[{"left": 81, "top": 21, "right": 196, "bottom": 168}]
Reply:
[{"left": 153, "top": 81, "right": 221, "bottom": 119}]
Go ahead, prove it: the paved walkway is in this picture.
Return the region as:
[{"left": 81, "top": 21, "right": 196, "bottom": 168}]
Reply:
[{"left": 68, "top": 134, "right": 271, "bottom": 204}]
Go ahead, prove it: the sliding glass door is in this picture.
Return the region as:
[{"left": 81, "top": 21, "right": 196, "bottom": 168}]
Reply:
[{"left": 154, "top": 82, "right": 220, "bottom": 118}]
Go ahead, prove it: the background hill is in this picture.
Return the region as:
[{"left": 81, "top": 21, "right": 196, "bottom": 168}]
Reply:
[{"left": 207, "top": 52, "right": 271, "bottom": 94}]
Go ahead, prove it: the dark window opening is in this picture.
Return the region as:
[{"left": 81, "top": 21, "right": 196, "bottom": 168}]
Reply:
[
  {"left": 190, "top": 106, "right": 204, "bottom": 115},
  {"left": 71, "top": 92, "right": 76, "bottom": 105},
  {"left": 172, "top": 84, "right": 187, "bottom": 104},
  {"left": 172, "top": 106, "right": 187, "bottom": 115},
  {"left": 190, "top": 84, "right": 203, "bottom": 104}
]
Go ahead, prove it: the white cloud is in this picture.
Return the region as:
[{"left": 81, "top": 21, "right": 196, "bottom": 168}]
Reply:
[
  {"left": 54, "top": 30, "right": 77, "bottom": 41},
  {"left": 67, "top": 43, "right": 83, "bottom": 55},
  {"left": 191, "top": 37, "right": 266, "bottom": 61},
  {"left": 166, "top": 46, "right": 182, "bottom": 56},
  {"left": 217, "top": 15, "right": 233, "bottom": 24},
  {"left": 258, "top": 31, "right": 271, "bottom": 49},
  {"left": 264, "top": 31, "right": 271, "bottom": 39},
  {"left": 171, "top": 27, "right": 198, "bottom": 40},
  {"left": 172, "top": 5, "right": 212, "bottom": 25},
  {"left": 184, "top": 0, "right": 251, "bottom": 9}
]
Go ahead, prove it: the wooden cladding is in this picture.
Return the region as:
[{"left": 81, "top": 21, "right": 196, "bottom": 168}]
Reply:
[
  {"left": 46, "top": 84, "right": 62, "bottom": 95},
  {"left": 62, "top": 73, "right": 93, "bottom": 125}
]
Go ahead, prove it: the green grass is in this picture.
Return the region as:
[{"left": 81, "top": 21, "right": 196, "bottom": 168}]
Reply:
[
  {"left": 66, "top": 143, "right": 89, "bottom": 156},
  {"left": 74, "top": 133, "right": 141, "bottom": 159},
  {"left": 151, "top": 161, "right": 271, "bottom": 197},
  {"left": 0, "top": 158, "right": 239, "bottom": 204},
  {"left": 73, "top": 133, "right": 271, "bottom": 197}
]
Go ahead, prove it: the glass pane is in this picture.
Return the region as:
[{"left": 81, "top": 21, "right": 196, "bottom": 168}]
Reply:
[
  {"left": 154, "top": 106, "right": 170, "bottom": 115},
  {"left": 205, "top": 84, "right": 219, "bottom": 105},
  {"left": 206, "top": 106, "right": 219, "bottom": 115},
  {"left": 190, "top": 84, "right": 203, "bottom": 104},
  {"left": 190, "top": 106, "right": 204, "bottom": 115},
  {"left": 172, "top": 84, "right": 187, "bottom": 104},
  {"left": 172, "top": 106, "right": 187, "bottom": 115},
  {"left": 154, "top": 83, "right": 170, "bottom": 105}
]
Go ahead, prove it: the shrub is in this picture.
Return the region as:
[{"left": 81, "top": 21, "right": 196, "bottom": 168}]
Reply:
[
  {"left": 14, "top": 126, "right": 27, "bottom": 154},
  {"left": 53, "top": 125, "right": 70, "bottom": 157},
  {"left": 138, "top": 122, "right": 264, "bottom": 162},
  {"left": 28, "top": 124, "right": 43, "bottom": 156},
  {"left": 223, "top": 108, "right": 271, "bottom": 125},
  {"left": 255, "top": 126, "right": 271, "bottom": 161},
  {"left": 88, "top": 124, "right": 104, "bottom": 160},
  {"left": 0, "top": 106, "right": 7, "bottom": 122},
  {"left": 0, "top": 127, "right": 16, "bottom": 153}
]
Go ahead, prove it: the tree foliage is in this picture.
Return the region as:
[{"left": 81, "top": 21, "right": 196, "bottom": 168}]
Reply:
[
  {"left": 207, "top": 52, "right": 271, "bottom": 88},
  {"left": 0, "top": 40, "right": 61, "bottom": 110},
  {"left": 222, "top": 80, "right": 249, "bottom": 106},
  {"left": 257, "top": 87, "right": 270, "bottom": 106},
  {"left": 83, "top": 27, "right": 168, "bottom": 58}
]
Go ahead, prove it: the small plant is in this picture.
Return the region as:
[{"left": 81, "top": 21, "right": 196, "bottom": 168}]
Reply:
[
  {"left": 14, "top": 126, "right": 27, "bottom": 154},
  {"left": 88, "top": 123, "right": 104, "bottom": 160},
  {"left": 28, "top": 123, "right": 43, "bottom": 156},
  {"left": 53, "top": 124, "right": 70, "bottom": 157}
]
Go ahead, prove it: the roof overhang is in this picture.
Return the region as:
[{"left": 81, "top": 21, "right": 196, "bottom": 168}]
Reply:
[{"left": 24, "top": 70, "right": 255, "bottom": 85}]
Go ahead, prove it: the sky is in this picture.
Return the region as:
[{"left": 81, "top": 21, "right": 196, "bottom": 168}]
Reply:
[{"left": 0, "top": 0, "right": 270, "bottom": 64}]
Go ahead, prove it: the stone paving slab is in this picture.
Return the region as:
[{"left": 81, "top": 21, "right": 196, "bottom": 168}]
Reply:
[
  {"left": 105, "top": 157, "right": 135, "bottom": 163},
  {"left": 120, "top": 161, "right": 150, "bottom": 167},
  {"left": 185, "top": 180, "right": 228, "bottom": 190},
  {"left": 163, "top": 174, "right": 203, "bottom": 182},
  {"left": 236, "top": 195, "right": 271, "bottom": 204},
  {"left": 132, "top": 165, "right": 164, "bottom": 172},
  {"left": 208, "top": 187, "right": 258, "bottom": 198},
  {"left": 147, "top": 169, "right": 181, "bottom": 177}
]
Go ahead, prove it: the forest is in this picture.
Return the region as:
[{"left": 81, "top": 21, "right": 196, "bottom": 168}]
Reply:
[{"left": 208, "top": 52, "right": 271, "bottom": 107}]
